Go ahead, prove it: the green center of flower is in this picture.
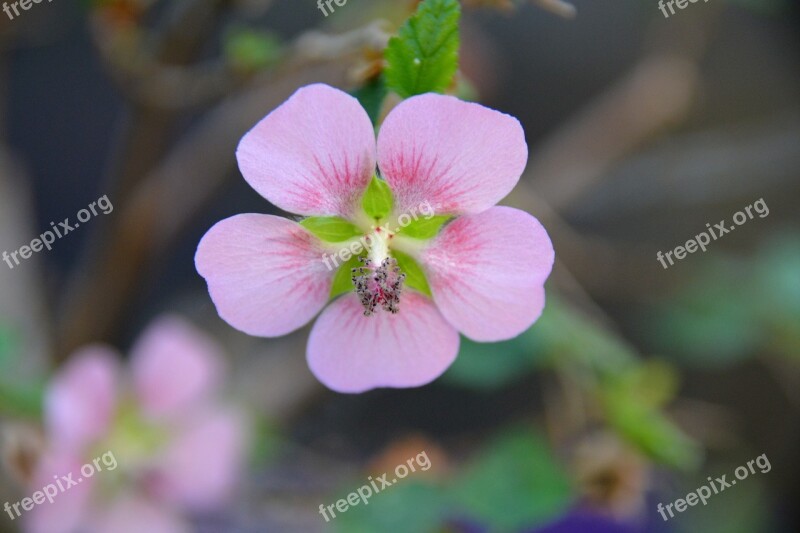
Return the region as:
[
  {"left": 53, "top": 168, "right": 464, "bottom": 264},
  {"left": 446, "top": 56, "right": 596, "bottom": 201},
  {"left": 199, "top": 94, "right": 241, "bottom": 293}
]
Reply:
[{"left": 300, "top": 176, "right": 450, "bottom": 315}]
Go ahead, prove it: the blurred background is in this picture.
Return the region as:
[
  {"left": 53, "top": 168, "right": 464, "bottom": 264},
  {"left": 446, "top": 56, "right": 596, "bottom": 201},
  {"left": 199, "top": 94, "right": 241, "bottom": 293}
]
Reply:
[{"left": 1, "top": 0, "right": 799, "bottom": 531}]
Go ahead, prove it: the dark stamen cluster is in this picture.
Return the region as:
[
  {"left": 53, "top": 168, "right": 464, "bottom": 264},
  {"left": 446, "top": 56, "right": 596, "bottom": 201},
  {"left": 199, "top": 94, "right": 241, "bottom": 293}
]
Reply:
[{"left": 352, "top": 256, "right": 406, "bottom": 316}]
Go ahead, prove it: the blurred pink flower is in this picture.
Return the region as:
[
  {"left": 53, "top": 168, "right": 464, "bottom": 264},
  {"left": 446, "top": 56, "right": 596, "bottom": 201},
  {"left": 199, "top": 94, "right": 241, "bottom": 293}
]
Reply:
[
  {"left": 195, "top": 84, "right": 554, "bottom": 393},
  {"left": 26, "top": 316, "right": 248, "bottom": 533}
]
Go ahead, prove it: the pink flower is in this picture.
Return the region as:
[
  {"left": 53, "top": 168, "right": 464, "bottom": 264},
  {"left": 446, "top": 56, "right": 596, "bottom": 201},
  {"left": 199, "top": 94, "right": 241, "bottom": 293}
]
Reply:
[
  {"left": 195, "top": 84, "right": 554, "bottom": 393},
  {"left": 25, "top": 316, "right": 248, "bottom": 533}
]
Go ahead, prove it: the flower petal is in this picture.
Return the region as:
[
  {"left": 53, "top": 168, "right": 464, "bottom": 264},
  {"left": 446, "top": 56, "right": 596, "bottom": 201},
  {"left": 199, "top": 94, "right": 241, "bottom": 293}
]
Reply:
[
  {"left": 377, "top": 93, "right": 527, "bottom": 216},
  {"left": 25, "top": 453, "right": 95, "bottom": 533},
  {"left": 307, "top": 292, "right": 460, "bottom": 393},
  {"left": 236, "top": 83, "right": 376, "bottom": 217},
  {"left": 148, "top": 408, "right": 248, "bottom": 510},
  {"left": 421, "top": 206, "right": 554, "bottom": 342},
  {"left": 45, "top": 347, "right": 119, "bottom": 452},
  {"left": 131, "top": 315, "right": 224, "bottom": 420},
  {"left": 89, "top": 495, "right": 189, "bottom": 533},
  {"left": 195, "top": 214, "right": 335, "bottom": 337}
]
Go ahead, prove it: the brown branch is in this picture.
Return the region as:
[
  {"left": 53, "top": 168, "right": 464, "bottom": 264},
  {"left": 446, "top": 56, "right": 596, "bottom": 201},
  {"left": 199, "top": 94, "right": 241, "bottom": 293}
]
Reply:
[{"left": 54, "top": 59, "right": 353, "bottom": 360}]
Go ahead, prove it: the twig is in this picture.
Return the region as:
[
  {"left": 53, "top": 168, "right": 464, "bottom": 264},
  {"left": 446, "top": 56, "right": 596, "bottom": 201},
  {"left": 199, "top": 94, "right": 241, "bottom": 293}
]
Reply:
[{"left": 54, "top": 58, "right": 353, "bottom": 360}]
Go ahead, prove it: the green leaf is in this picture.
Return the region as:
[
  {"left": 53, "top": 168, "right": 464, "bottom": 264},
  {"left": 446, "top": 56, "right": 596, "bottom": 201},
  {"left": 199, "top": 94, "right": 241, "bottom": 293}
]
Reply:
[
  {"left": 300, "top": 216, "right": 363, "bottom": 242},
  {"left": 533, "top": 296, "right": 636, "bottom": 375},
  {"left": 384, "top": 0, "right": 461, "bottom": 98},
  {"left": 443, "top": 294, "right": 633, "bottom": 391},
  {"left": 392, "top": 250, "right": 431, "bottom": 296},
  {"left": 250, "top": 417, "right": 283, "bottom": 467},
  {"left": 0, "top": 325, "right": 15, "bottom": 371},
  {"left": 334, "top": 482, "right": 447, "bottom": 533},
  {"left": 352, "top": 76, "right": 388, "bottom": 125},
  {"left": 453, "top": 428, "right": 574, "bottom": 531},
  {"left": 362, "top": 176, "right": 394, "bottom": 221},
  {"left": 223, "top": 29, "right": 282, "bottom": 72},
  {"left": 0, "top": 381, "right": 43, "bottom": 419},
  {"left": 330, "top": 255, "right": 363, "bottom": 299},
  {"left": 443, "top": 331, "right": 542, "bottom": 390},
  {"left": 601, "top": 367, "right": 701, "bottom": 470},
  {"left": 396, "top": 215, "right": 451, "bottom": 240}
]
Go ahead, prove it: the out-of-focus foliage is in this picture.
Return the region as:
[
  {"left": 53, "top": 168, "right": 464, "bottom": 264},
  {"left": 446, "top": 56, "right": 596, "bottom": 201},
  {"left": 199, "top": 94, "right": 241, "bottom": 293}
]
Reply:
[
  {"left": 334, "top": 482, "right": 448, "bottom": 532},
  {"left": 223, "top": 28, "right": 282, "bottom": 72},
  {"left": 653, "top": 234, "right": 800, "bottom": 366},
  {"left": 334, "top": 427, "right": 573, "bottom": 532},
  {"left": 673, "top": 473, "right": 774, "bottom": 533},
  {"left": 0, "top": 325, "right": 13, "bottom": 370},
  {"left": 601, "top": 361, "right": 701, "bottom": 470},
  {"left": 444, "top": 295, "right": 701, "bottom": 469},
  {"left": 452, "top": 428, "right": 573, "bottom": 531},
  {"left": 384, "top": 0, "right": 461, "bottom": 98},
  {"left": 352, "top": 77, "right": 389, "bottom": 125},
  {"left": 443, "top": 295, "right": 632, "bottom": 390},
  {"left": 0, "top": 327, "right": 42, "bottom": 418}
]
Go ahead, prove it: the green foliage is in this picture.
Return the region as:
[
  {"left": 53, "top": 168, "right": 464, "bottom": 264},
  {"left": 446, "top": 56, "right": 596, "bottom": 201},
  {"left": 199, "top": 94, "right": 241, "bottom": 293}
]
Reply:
[
  {"left": 249, "top": 417, "right": 283, "bottom": 467},
  {"left": 673, "top": 472, "right": 774, "bottom": 533},
  {"left": 0, "top": 381, "right": 43, "bottom": 419},
  {"left": 443, "top": 330, "right": 544, "bottom": 390},
  {"left": 0, "top": 325, "right": 14, "bottom": 370},
  {"left": 300, "top": 216, "right": 363, "bottom": 242},
  {"left": 396, "top": 215, "right": 451, "bottom": 240},
  {"left": 443, "top": 294, "right": 700, "bottom": 469},
  {"left": 0, "top": 327, "right": 43, "bottom": 419},
  {"left": 330, "top": 255, "right": 363, "bottom": 299},
  {"left": 653, "top": 234, "right": 800, "bottom": 366},
  {"left": 384, "top": 0, "right": 461, "bottom": 98},
  {"left": 443, "top": 295, "right": 633, "bottom": 390},
  {"left": 361, "top": 176, "right": 394, "bottom": 221},
  {"left": 392, "top": 250, "right": 432, "bottom": 296},
  {"left": 452, "top": 428, "right": 574, "bottom": 531},
  {"left": 601, "top": 361, "right": 701, "bottom": 470},
  {"left": 334, "top": 482, "right": 447, "bottom": 533},
  {"left": 224, "top": 29, "right": 282, "bottom": 72},
  {"left": 333, "top": 427, "right": 573, "bottom": 533},
  {"left": 533, "top": 296, "right": 635, "bottom": 375},
  {"left": 352, "top": 76, "right": 388, "bottom": 126}
]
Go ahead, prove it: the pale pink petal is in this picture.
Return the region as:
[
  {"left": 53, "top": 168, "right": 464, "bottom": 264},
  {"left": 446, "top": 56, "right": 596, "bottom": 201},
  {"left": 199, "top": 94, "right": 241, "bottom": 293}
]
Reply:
[
  {"left": 25, "top": 453, "right": 95, "bottom": 533},
  {"left": 377, "top": 93, "right": 528, "bottom": 216},
  {"left": 236, "top": 83, "right": 376, "bottom": 217},
  {"left": 307, "top": 293, "right": 460, "bottom": 393},
  {"left": 130, "top": 315, "right": 224, "bottom": 421},
  {"left": 195, "top": 214, "right": 335, "bottom": 337},
  {"left": 45, "top": 347, "right": 119, "bottom": 452},
  {"left": 421, "top": 206, "right": 554, "bottom": 342},
  {"left": 88, "top": 495, "right": 189, "bottom": 533},
  {"left": 148, "top": 408, "right": 248, "bottom": 510}
]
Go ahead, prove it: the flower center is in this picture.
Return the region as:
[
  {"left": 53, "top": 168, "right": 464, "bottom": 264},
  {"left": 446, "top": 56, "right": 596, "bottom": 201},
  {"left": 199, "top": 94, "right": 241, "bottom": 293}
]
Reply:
[{"left": 351, "top": 227, "right": 406, "bottom": 316}]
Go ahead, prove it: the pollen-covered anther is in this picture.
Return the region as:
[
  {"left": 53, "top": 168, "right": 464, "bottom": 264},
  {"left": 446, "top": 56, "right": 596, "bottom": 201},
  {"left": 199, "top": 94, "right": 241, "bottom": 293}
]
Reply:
[{"left": 351, "top": 256, "right": 406, "bottom": 316}]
